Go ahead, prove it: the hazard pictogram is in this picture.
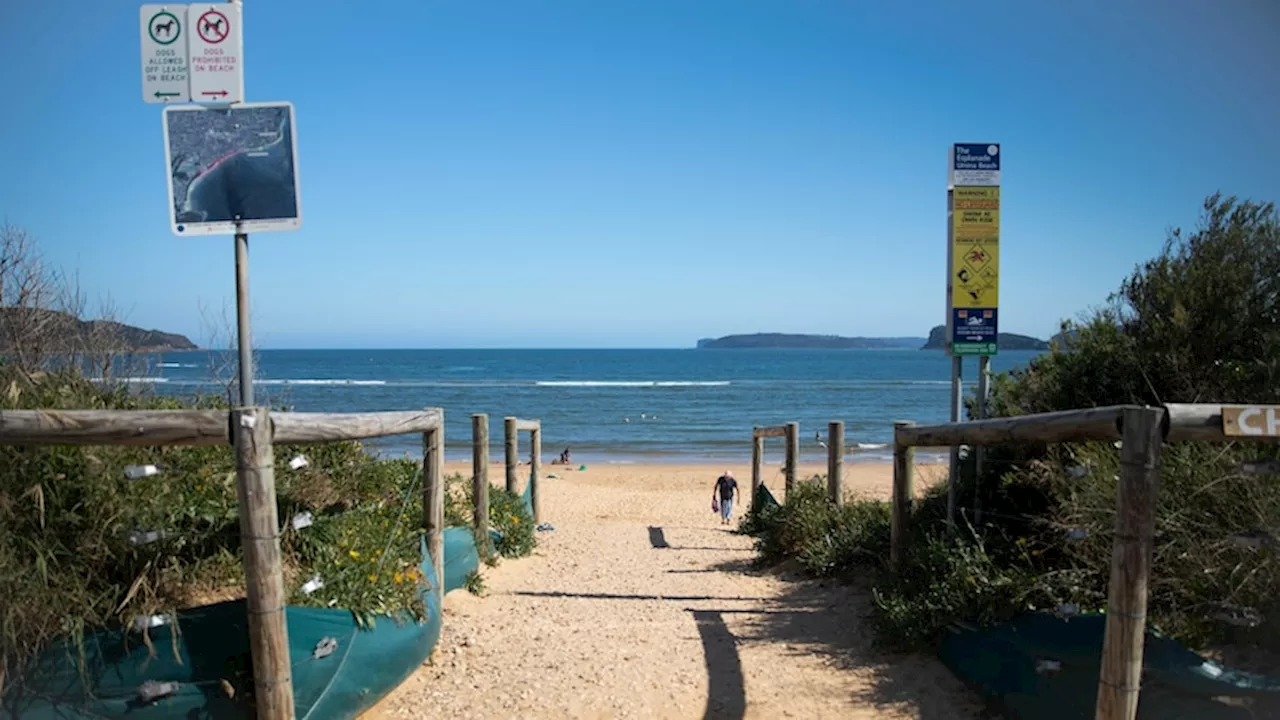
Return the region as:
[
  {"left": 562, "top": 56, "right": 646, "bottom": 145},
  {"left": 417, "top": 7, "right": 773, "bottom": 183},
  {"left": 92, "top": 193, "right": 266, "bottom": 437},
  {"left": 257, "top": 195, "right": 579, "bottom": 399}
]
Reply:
[{"left": 197, "top": 10, "right": 229, "bottom": 44}]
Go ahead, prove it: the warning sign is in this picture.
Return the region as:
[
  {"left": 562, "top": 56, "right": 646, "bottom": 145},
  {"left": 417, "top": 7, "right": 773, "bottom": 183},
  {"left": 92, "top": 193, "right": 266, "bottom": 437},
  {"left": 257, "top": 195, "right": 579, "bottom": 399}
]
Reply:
[{"left": 950, "top": 185, "right": 1000, "bottom": 310}]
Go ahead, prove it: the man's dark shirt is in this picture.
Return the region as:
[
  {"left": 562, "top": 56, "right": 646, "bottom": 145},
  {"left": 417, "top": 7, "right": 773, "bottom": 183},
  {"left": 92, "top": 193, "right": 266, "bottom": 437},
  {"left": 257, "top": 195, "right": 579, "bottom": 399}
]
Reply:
[{"left": 715, "top": 475, "right": 738, "bottom": 501}]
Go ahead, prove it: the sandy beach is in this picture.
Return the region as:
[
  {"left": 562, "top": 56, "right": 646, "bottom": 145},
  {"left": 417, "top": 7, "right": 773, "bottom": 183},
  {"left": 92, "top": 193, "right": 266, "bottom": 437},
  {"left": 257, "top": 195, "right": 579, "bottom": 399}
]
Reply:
[{"left": 363, "top": 459, "right": 977, "bottom": 719}]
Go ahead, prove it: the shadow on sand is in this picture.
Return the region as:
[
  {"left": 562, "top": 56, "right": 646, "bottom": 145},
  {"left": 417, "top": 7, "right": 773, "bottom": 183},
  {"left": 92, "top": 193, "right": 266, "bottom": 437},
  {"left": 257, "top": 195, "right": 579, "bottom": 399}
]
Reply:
[{"left": 699, "top": 557, "right": 991, "bottom": 719}]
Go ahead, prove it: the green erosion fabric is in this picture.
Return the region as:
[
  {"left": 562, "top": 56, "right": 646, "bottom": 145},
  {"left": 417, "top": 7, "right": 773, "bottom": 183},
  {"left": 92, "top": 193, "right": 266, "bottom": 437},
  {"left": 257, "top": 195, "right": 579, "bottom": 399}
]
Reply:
[
  {"left": 939, "top": 612, "right": 1280, "bottom": 718},
  {"left": 4, "top": 478, "right": 535, "bottom": 720}
]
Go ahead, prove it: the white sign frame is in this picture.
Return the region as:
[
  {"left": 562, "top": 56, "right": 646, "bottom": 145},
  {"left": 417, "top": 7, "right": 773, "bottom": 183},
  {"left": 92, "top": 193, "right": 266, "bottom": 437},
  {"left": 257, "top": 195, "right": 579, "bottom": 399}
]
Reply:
[
  {"left": 140, "top": 4, "right": 191, "bottom": 103},
  {"left": 162, "top": 101, "right": 303, "bottom": 237},
  {"left": 186, "top": 2, "right": 244, "bottom": 105}
]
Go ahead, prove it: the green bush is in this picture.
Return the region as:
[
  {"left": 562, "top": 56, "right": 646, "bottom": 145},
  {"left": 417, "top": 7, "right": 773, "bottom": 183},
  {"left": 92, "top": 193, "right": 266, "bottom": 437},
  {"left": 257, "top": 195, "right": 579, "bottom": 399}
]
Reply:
[
  {"left": 490, "top": 487, "right": 536, "bottom": 559},
  {"left": 0, "top": 367, "right": 443, "bottom": 691},
  {"left": 746, "top": 194, "right": 1280, "bottom": 656}
]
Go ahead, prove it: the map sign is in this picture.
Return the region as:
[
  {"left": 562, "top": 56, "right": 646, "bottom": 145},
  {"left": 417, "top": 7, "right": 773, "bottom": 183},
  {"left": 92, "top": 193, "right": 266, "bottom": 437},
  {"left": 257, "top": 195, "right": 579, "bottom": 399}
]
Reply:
[
  {"left": 140, "top": 5, "right": 190, "bottom": 103},
  {"left": 162, "top": 102, "right": 302, "bottom": 236}
]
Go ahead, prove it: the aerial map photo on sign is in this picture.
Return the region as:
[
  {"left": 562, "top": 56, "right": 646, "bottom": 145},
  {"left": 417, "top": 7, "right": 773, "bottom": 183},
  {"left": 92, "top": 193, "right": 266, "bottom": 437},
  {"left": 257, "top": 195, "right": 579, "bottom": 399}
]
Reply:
[{"left": 162, "top": 102, "right": 302, "bottom": 236}]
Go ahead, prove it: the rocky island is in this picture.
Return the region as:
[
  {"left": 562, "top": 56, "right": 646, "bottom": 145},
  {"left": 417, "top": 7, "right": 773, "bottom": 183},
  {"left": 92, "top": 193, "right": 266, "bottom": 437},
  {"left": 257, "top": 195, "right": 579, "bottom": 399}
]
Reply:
[
  {"left": 695, "top": 333, "right": 927, "bottom": 349},
  {"left": 920, "top": 325, "right": 1050, "bottom": 351}
]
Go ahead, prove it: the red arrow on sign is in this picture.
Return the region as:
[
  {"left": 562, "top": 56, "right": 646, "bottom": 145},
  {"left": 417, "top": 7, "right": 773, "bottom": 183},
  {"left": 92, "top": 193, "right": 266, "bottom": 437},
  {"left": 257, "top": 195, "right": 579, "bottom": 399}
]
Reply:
[{"left": 201, "top": 90, "right": 229, "bottom": 98}]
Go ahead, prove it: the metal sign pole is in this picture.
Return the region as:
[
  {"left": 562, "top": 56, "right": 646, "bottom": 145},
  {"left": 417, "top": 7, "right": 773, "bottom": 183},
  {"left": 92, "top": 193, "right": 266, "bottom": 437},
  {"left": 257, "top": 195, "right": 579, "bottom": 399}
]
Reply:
[
  {"left": 945, "top": 180, "right": 959, "bottom": 530},
  {"left": 234, "top": 222, "right": 254, "bottom": 406},
  {"left": 948, "top": 355, "right": 961, "bottom": 529}
]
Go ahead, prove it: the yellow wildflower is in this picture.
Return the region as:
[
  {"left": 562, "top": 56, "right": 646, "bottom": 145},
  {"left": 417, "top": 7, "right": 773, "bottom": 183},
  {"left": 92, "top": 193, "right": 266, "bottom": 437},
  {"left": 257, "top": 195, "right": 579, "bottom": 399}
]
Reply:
[
  {"left": 394, "top": 572, "right": 404, "bottom": 584},
  {"left": 349, "top": 550, "right": 360, "bottom": 559},
  {"left": 368, "top": 574, "right": 378, "bottom": 583}
]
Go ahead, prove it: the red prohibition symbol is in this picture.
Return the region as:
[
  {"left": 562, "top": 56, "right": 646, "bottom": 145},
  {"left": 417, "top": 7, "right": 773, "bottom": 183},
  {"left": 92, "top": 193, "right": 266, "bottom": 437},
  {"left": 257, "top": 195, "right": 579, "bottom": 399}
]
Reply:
[{"left": 197, "top": 10, "right": 230, "bottom": 44}]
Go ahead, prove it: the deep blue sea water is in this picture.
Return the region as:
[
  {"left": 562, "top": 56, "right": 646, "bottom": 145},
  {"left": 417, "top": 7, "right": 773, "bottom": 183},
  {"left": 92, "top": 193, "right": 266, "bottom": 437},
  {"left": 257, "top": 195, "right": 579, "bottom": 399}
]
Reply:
[{"left": 130, "top": 349, "right": 1043, "bottom": 464}]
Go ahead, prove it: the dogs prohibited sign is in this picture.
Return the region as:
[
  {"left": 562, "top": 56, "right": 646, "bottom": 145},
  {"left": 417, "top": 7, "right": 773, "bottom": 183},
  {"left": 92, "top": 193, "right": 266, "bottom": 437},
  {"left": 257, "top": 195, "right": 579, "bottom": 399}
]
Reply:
[
  {"left": 187, "top": 2, "right": 243, "bottom": 103},
  {"left": 196, "top": 9, "right": 228, "bottom": 44}
]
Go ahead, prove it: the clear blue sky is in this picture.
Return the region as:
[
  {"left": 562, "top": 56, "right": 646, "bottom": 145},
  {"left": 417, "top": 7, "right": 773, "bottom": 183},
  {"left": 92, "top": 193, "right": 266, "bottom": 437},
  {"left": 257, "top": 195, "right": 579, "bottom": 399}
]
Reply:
[{"left": 2, "top": 0, "right": 1277, "bottom": 348}]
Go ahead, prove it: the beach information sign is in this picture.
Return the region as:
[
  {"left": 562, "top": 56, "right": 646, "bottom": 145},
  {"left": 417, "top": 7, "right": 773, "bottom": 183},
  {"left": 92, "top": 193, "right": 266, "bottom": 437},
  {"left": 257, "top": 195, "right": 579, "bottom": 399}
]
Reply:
[
  {"left": 140, "top": 4, "right": 243, "bottom": 104},
  {"left": 946, "top": 143, "right": 1001, "bottom": 356},
  {"left": 162, "top": 102, "right": 303, "bottom": 236},
  {"left": 141, "top": 5, "right": 191, "bottom": 103}
]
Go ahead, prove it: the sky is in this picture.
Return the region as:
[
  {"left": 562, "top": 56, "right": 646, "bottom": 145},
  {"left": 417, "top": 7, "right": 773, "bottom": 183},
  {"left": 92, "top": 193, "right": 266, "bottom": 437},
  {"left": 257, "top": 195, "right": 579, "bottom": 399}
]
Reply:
[{"left": 1, "top": 0, "right": 1278, "bottom": 349}]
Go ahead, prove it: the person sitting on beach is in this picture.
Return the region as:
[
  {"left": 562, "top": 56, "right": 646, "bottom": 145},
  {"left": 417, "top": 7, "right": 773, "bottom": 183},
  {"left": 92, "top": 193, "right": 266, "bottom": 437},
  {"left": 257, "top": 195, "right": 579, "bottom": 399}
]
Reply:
[
  {"left": 713, "top": 470, "right": 738, "bottom": 526},
  {"left": 559, "top": 447, "right": 572, "bottom": 464}
]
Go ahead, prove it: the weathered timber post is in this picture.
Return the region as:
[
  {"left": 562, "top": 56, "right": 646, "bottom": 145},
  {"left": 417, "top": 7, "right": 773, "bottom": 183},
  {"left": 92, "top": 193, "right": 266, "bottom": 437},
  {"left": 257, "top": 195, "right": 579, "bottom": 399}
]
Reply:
[
  {"left": 890, "top": 420, "right": 916, "bottom": 574},
  {"left": 784, "top": 421, "right": 799, "bottom": 496},
  {"left": 530, "top": 423, "right": 542, "bottom": 523},
  {"left": 471, "top": 414, "right": 490, "bottom": 547},
  {"left": 504, "top": 416, "right": 519, "bottom": 494},
  {"left": 828, "top": 420, "right": 844, "bottom": 505},
  {"left": 422, "top": 418, "right": 445, "bottom": 597},
  {"left": 1095, "top": 406, "right": 1164, "bottom": 720},
  {"left": 751, "top": 432, "right": 764, "bottom": 511},
  {"left": 233, "top": 407, "right": 293, "bottom": 720}
]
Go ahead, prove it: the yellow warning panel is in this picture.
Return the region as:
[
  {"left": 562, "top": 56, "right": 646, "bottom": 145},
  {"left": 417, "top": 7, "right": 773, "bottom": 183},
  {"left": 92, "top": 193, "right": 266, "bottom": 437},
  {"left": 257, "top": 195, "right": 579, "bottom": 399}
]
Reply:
[
  {"left": 952, "top": 240, "right": 999, "bottom": 308},
  {"left": 953, "top": 186, "right": 1000, "bottom": 244},
  {"left": 951, "top": 187, "right": 1000, "bottom": 309}
]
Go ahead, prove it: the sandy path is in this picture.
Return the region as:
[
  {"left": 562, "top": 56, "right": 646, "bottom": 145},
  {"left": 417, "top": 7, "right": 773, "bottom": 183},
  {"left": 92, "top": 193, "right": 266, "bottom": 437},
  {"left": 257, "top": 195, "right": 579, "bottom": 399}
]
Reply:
[{"left": 364, "top": 461, "right": 980, "bottom": 720}]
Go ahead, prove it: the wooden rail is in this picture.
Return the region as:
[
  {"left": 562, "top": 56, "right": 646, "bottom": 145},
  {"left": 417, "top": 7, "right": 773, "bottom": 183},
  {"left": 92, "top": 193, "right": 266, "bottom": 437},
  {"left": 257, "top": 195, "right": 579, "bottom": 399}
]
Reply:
[
  {"left": 750, "top": 422, "right": 799, "bottom": 503},
  {"left": 0, "top": 408, "right": 443, "bottom": 446},
  {"left": 503, "top": 416, "right": 543, "bottom": 523},
  {"left": 0, "top": 406, "right": 446, "bottom": 720},
  {"left": 889, "top": 401, "right": 1280, "bottom": 720}
]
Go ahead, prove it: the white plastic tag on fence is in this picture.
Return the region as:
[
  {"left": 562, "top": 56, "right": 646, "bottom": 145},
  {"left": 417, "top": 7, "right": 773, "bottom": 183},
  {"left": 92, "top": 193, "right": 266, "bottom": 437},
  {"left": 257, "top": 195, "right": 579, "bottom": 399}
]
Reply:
[
  {"left": 239, "top": 414, "right": 257, "bottom": 429},
  {"left": 124, "top": 465, "right": 161, "bottom": 480},
  {"left": 131, "top": 613, "right": 171, "bottom": 632},
  {"left": 291, "top": 511, "right": 314, "bottom": 530},
  {"left": 289, "top": 455, "right": 310, "bottom": 470},
  {"left": 137, "top": 680, "right": 179, "bottom": 703},
  {"left": 128, "top": 529, "right": 167, "bottom": 546},
  {"left": 301, "top": 576, "right": 324, "bottom": 595},
  {"left": 1035, "top": 659, "right": 1062, "bottom": 674},
  {"left": 313, "top": 637, "right": 338, "bottom": 660}
]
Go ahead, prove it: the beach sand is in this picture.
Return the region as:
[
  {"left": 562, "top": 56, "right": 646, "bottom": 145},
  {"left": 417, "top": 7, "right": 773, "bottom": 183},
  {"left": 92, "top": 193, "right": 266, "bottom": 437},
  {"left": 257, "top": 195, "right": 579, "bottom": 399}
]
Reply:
[{"left": 362, "top": 460, "right": 979, "bottom": 720}]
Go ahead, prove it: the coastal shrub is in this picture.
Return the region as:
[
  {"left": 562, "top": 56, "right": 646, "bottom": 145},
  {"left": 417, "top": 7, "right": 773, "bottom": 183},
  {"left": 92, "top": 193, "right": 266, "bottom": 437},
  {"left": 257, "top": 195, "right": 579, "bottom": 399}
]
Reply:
[
  {"left": 743, "top": 477, "right": 891, "bottom": 577},
  {"left": 746, "top": 194, "right": 1280, "bottom": 656},
  {"left": 0, "top": 365, "right": 446, "bottom": 694},
  {"left": 490, "top": 487, "right": 536, "bottom": 558}
]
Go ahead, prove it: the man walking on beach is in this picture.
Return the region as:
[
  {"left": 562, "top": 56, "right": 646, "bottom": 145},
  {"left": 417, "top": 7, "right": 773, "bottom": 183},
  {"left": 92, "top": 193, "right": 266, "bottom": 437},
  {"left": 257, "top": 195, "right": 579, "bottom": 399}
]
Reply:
[{"left": 713, "top": 470, "right": 738, "bottom": 526}]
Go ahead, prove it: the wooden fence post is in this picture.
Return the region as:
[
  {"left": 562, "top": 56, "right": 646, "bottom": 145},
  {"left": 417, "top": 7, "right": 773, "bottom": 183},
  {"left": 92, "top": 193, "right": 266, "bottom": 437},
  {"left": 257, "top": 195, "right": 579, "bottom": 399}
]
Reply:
[
  {"left": 232, "top": 407, "right": 293, "bottom": 720},
  {"left": 1095, "top": 406, "right": 1164, "bottom": 720},
  {"left": 784, "top": 421, "right": 799, "bottom": 496},
  {"left": 751, "top": 433, "right": 763, "bottom": 511},
  {"left": 828, "top": 420, "right": 844, "bottom": 505},
  {"left": 471, "top": 414, "right": 490, "bottom": 548},
  {"left": 504, "top": 416, "right": 518, "bottom": 494},
  {"left": 890, "top": 420, "right": 916, "bottom": 574},
  {"left": 422, "top": 419, "right": 445, "bottom": 596},
  {"left": 530, "top": 424, "right": 542, "bottom": 523}
]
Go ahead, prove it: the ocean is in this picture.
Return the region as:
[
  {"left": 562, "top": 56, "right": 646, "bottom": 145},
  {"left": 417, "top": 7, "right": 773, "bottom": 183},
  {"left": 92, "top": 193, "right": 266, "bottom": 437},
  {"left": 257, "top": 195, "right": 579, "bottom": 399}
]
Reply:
[{"left": 130, "top": 348, "right": 1043, "bottom": 465}]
